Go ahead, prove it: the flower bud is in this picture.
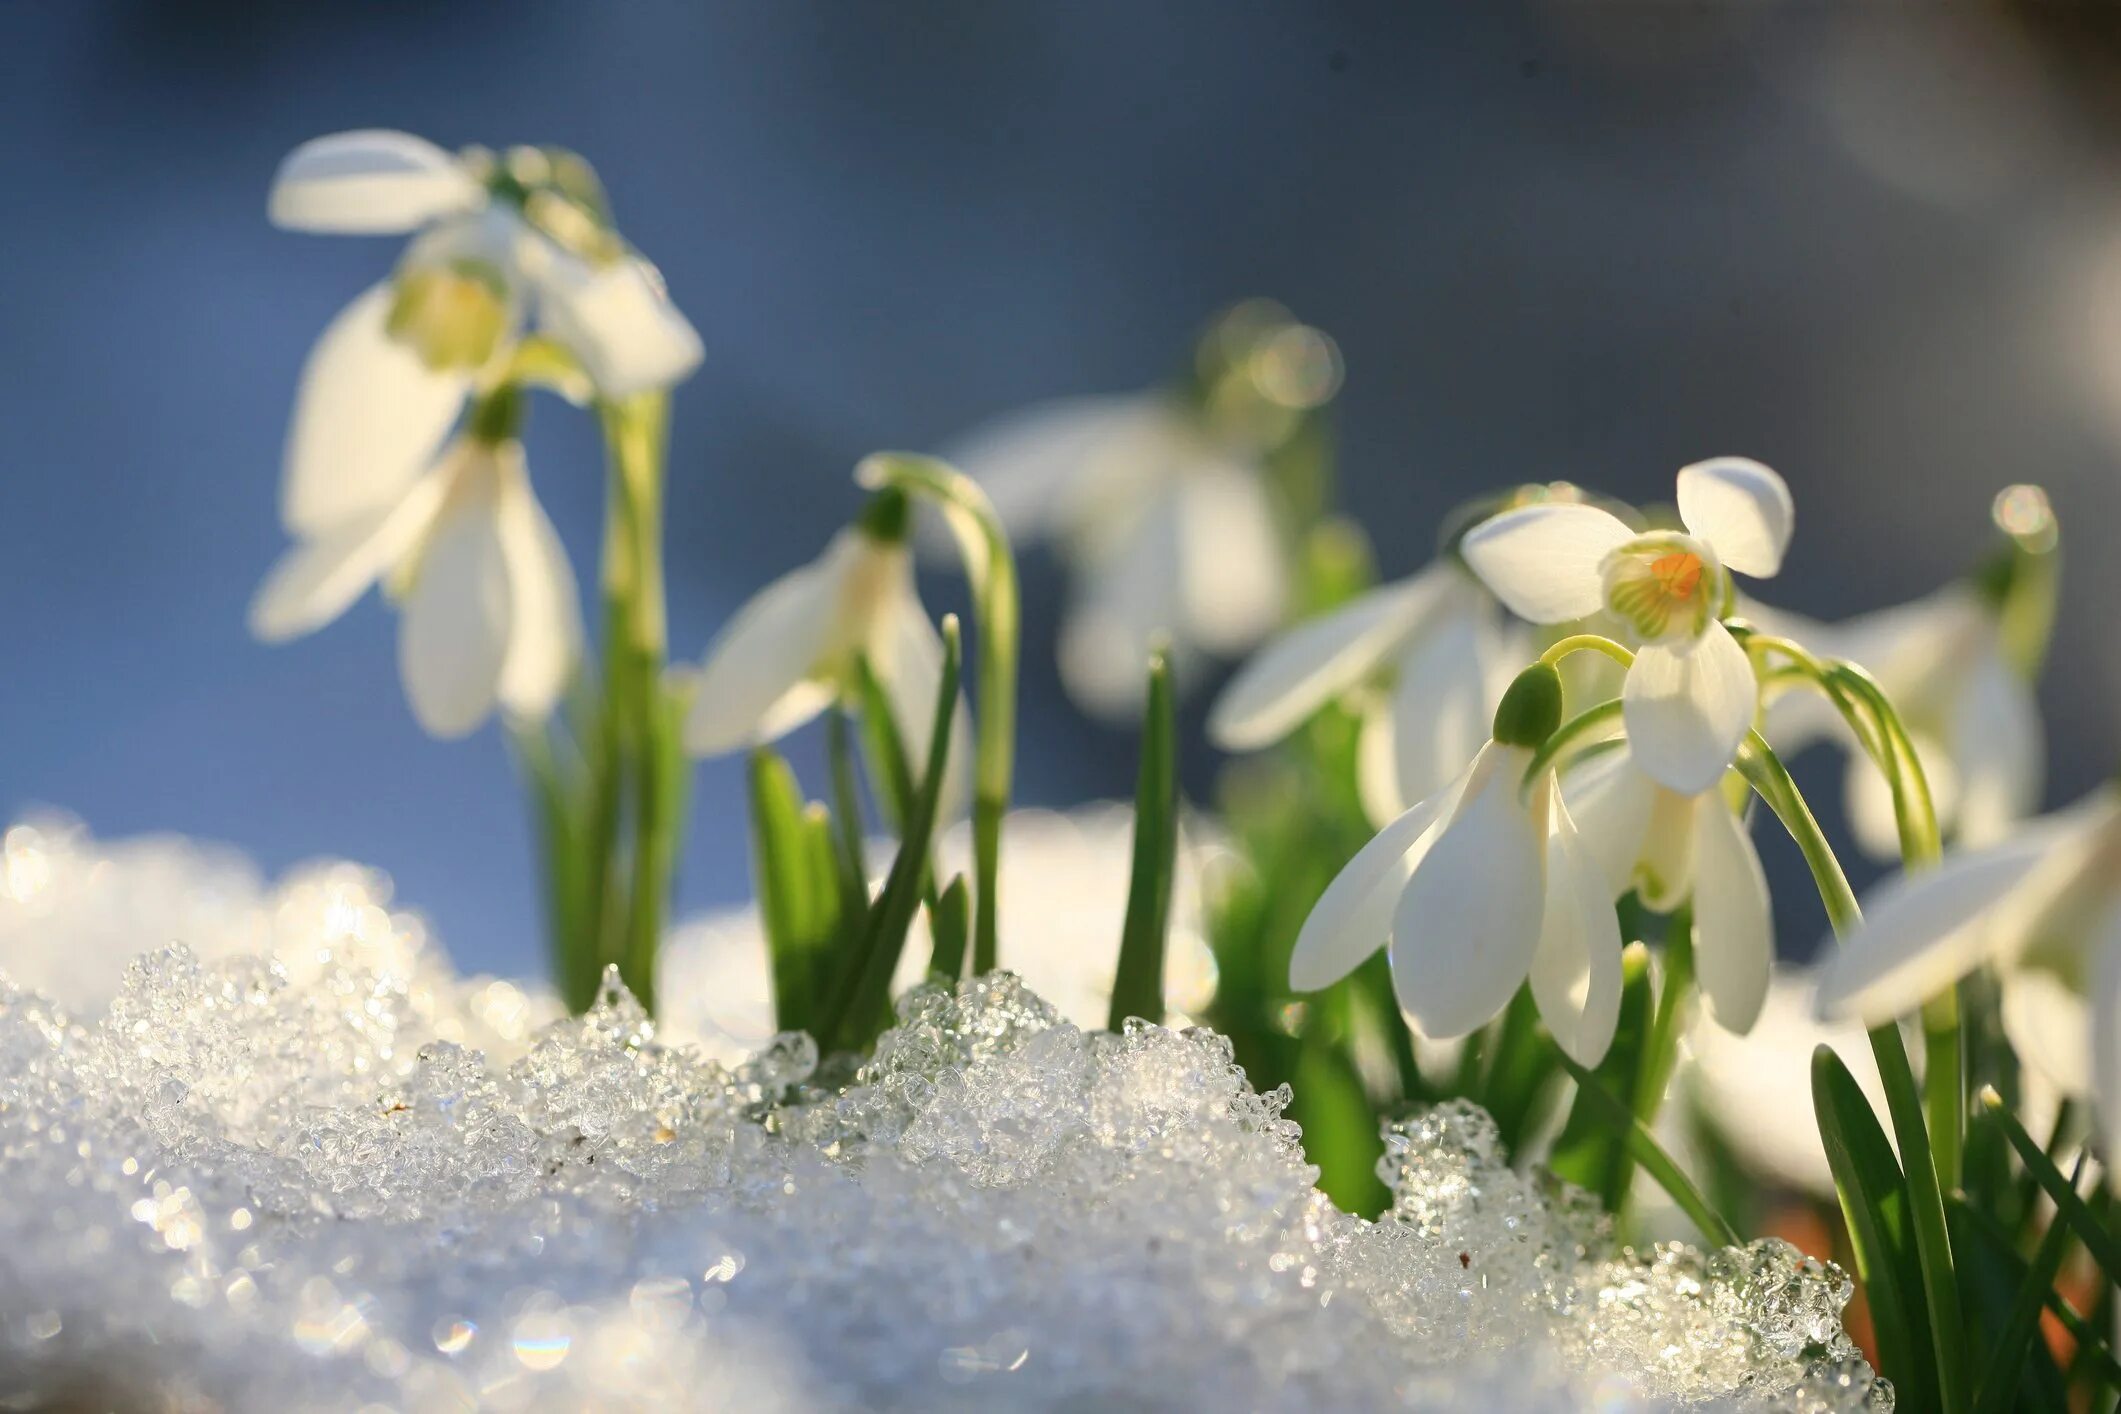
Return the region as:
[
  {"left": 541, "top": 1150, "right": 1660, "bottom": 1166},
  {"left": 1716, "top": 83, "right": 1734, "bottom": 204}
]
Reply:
[
  {"left": 1490, "top": 662, "right": 1564, "bottom": 748},
  {"left": 855, "top": 487, "right": 911, "bottom": 545}
]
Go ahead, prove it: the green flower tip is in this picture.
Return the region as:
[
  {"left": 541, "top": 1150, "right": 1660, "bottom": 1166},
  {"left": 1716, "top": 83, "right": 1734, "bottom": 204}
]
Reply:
[
  {"left": 1491, "top": 662, "right": 1564, "bottom": 748},
  {"left": 856, "top": 486, "right": 911, "bottom": 544}
]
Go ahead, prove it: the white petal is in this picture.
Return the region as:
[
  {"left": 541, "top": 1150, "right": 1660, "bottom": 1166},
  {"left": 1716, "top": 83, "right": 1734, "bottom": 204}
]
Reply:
[
  {"left": 283, "top": 284, "right": 470, "bottom": 537},
  {"left": 1814, "top": 800, "right": 2118, "bottom": 1024},
  {"left": 1384, "top": 589, "right": 1499, "bottom": 815},
  {"left": 1208, "top": 568, "right": 1445, "bottom": 750},
  {"left": 683, "top": 542, "right": 847, "bottom": 756},
  {"left": 2091, "top": 921, "right": 2121, "bottom": 1159},
  {"left": 1290, "top": 748, "right": 1482, "bottom": 992},
  {"left": 1623, "top": 621, "right": 1757, "bottom": 795},
  {"left": 1675, "top": 457, "right": 1793, "bottom": 578},
  {"left": 869, "top": 587, "right": 974, "bottom": 821},
  {"left": 268, "top": 130, "right": 479, "bottom": 234},
  {"left": 1690, "top": 798, "right": 1773, "bottom": 1033},
  {"left": 1057, "top": 492, "right": 1185, "bottom": 719},
  {"left": 536, "top": 252, "right": 703, "bottom": 397},
  {"left": 248, "top": 472, "right": 448, "bottom": 641},
  {"left": 398, "top": 492, "right": 512, "bottom": 738},
  {"left": 1356, "top": 701, "right": 1406, "bottom": 828},
  {"left": 1460, "top": 503, "right": 1635, "bottom": 624},
  {"left": 1175, "top": 465, "right": 1287, "bottom": 654},
  {"left": 1531, "top": 789, "right": 1626, "bottom": 1065},
  {"left": 938, "top": 394, "right": 1160, "bottom": 543},
  {"left": 1389, "top": 747, "right": 1549, "bottom": 1037},
  {"left": 2001, "top": 968, "right": 2091, "bottom": 1098},
  {"left": 1948, "top": 647, "right": 2043, "bottom": 849},
  {"left": 1560, "top": 744, "right": 1656, "bottom": 899},
  {"left": 492, "top": 458, "right": 582, "bottom": 721}
]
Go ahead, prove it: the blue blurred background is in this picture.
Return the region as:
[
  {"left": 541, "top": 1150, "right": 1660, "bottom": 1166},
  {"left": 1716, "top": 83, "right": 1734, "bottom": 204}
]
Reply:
[{"left": 7, "top": 2, "right": 2121, "bottom": 976}]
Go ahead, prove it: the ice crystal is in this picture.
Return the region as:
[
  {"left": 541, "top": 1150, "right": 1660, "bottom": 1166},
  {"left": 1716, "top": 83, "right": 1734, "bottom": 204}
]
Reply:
[{"left": 0, "top": 819, "right": 1888, "bottom": 1410}]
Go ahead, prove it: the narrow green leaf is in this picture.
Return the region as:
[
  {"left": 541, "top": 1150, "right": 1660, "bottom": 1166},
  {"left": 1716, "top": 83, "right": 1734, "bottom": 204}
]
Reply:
[
  {"left": 746, "top": 748, "right": 838, "bottom": 1035},
  {"left": 1290, "top": 1028, "right": 1391, "bottom": 1216},
  {"left": 1967, "top": 1156, "right": 2083, "bottom": 1414},
  {"left": 1983, "top": 1088, "right": 2121, "bottom": 1280},
  {"left": 822, "top": 616, "right": 962, "bottom": 1054},
  {"left": 926, "top": 874, "right": 970, "bottom": 984},
  {"left": 1548, "top": 941, "right": 1654, "bottom": 1207},
  {"left": 1108, "top": 649, "right": 1178, "bottom": 1032},
  {"left": 1479, "top": 984, "right": 1562, "bottom": 1159},
  {"left": 1813, "top": 1044, "right": 1937, "bottom": 1413},
  {"left": 1552, "top": 1049, "right": 1740, "bottom": 1250}
]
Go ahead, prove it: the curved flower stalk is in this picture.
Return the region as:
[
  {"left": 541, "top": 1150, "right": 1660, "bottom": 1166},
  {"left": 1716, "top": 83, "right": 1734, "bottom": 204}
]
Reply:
[
  {"left": 683, "top": 487, "right": 970, "bottom": 810},
  {"left": 1815, "top": 789, "right": 2121, "bottom": 1147},
  {"left": 940, "top": 301, "right": 1340, "bottom": 718},
  {"left": 1565, "top": 744, "right": 1772, "bottom": 1034},
  {"left": 1288, "top": 664, "right": 1624, "bottom": 1065},
  {"left": 1464, "top": 458, "right": 1794, "bottom": 794},
  {"left": 250, "top": 410, "right": 579, "bottom": 737},
  {"left": 1209, "top": 556, "right": 1524, "bottom": 826},
  {"left": 1768, "top": 486, "right": 2057, "bottom": 862}
]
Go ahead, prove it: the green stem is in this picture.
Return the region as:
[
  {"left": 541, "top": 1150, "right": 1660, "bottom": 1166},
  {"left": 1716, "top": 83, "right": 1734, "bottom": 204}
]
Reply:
[
  {"left": 1632, "top": 904, "right": 1694, "bottom": 1129},
  {"left": 1108, "top": 649, "right": 1178, "bottom": 1031},
  {"left": 1736, "top": 732, "right": 1967, "bottom": 1414},
  {"left": 1536, "top": 632, "right": 1635, "bottom": 672},
  {"left": 856, "top": 454, "right": 1020, "bottom": 974},
  {"left": 1554, "top": 1052, "right": 1740, "bottom": 1249}
]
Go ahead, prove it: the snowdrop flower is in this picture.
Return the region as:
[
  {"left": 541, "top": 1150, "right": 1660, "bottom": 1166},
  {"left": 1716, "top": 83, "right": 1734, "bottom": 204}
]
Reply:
[
  {"left": 684, "top": 490, "right": 968, "bottom": 795},
  {"left": 1208, "top": 559, "right": 1523, "bottom": 824},
  {"left": 269, "top": 132, "right": 701, "bottom": 543},
  {"left": 1464, "top": 458, "right": 1794, "bottom": 795},
  {"left": 251, "top": 422, "right": 581, "bottom": 737},
  {"left": 1816, "top": 790, "right": 2121, "bottom": 1140},
  {"left": 1287, "top": 664, "right": 1624, "bottom": 1065},
  {"left": 1565, "top": 745, "right": 1771, "bottom": 1033},
  {"left": 941, "top": 301, "right": 1339, "bottom": 718}
]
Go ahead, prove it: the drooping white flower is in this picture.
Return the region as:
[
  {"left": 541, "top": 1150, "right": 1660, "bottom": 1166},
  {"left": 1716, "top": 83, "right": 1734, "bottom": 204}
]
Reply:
[
  {"left": 1463, "top": 458, "right": 1794, "bottom": 795},
  {"left": 656, "top": 804, "right": 1224, "bottom": 1063},
  {"left": 251, "top": 435, "right": 581, "bottom": 737},
  {"left": 1815, "top": 791, "right": 2121, "bottom": 1143},
  {"left": 1208, "top": 560, "right": 1525, "bottom": 824},
  {"left": 1565, "top": 745, "right": 1772, "bottom": 1033},
  {"left": 1286, "top": 668, "right": 1624, "bottom": 1065},
  {"left": 269, "top": 132, "right": 702, "bottom": 546},
  {"left": 683, "top": 493, "right": 968, "bottom": 800},
  {"left": 940, "top": 304, "right": 1340, "bottom": 719}
]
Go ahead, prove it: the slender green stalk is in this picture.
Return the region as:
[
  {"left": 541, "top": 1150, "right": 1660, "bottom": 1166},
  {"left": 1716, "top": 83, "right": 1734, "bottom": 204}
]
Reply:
[
  {"left": 824, "top": 706, "right": 871, "bottom": 916},
  {"left": 856, "top": 454, "right": 1019, "bottom": 975},
  {"left": 1982, "top": 1088, "right": 2121, "bottom": 1280},
  {"left": 1975, "top": 1152, "right": 2089, "bottom": 1414},
  {"left": 1536, "top": 632, "right": 1635, "bottom": 672},
  {"left": 1737, "top": 732, "right": 1966, "bottom": 1413},
  {"left": 1632, "top": 905, "right": 1694, "bottom": 1128},
  {"left": 1554, "top": 1052, "right": 1740, "bottom": 1249},
  {"left": 511, "top": 721, "right": 598, "bottom": 1011},
  {"left": 1519, "top": 699, "right": 1624, "bottom": 793},
  {"left": 1108, "top": 649, "right": 1178, "bottom": 1031}
]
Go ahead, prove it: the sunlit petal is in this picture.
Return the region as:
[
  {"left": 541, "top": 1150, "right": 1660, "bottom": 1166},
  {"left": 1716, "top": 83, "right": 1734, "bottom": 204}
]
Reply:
[
  {"left": 1208, "top": 569, "right": 1445, "bottom": 750},
  {"left": 1531, "top": 788, "right": 1625, "bottom": 1065},
  {"left": 536, "top": 252, "right": 703, "bottom": 397},
  {"left": 1674, "top": 457, "right": 1793, "bottom": 577},
  {"left": 1175, "top": 465, "right": 1287, "bottom": 654},
  {"left": 1057, "top": 490, "right": 1185, "bottom": 719},
  {"left": 1290, "top": 748, "right": 1481, "bottom": 992},
  {"left": 1389, "top": 748, "right": 1548, "bottom": 1037},
  {"left": 1623, "top": 621, "right": 1757, "bottom": 795},
  {"left": 2092, "top": 919, "right": 2121, "bottom": 1156},
  {"left": 248, "top": 473, "right": 448, "bottom": 642},
  {"left": 1690, "top": 798, "right": 1773, "bottom": 1033},
  {"left": 939, "top": 394, "right": 1160, "bottom": 542},
  {"left": 1815, "top": 799, "right": 2118, "bottom": 1023},
  {"left": 1384, "top": 589, "right": 1497, "bottom": 816},
  {"left": 869, "top": 583, "right": 975, "bottom": 821},
  {"left": 398, "top": 489, "right": 513, "bottom": 738},
  {"left": 2001, "top": 967, "right": 2091, "bottom": 1098},
  {"left": 1949, "top": 647, "right": 2044, "bottom": 849},
  {"left": 283, "top": 284, "right": 470, "bottom": 537},
  {"left": 1460, "top": 503, "right": 1634, "bottom": 624},
  {"left": 683, "top": 544, "right": 846, "bottom": 756},
  {"left": 1561, "top": 744, "right": 1656, "bottom": 899},
  {"left": 268, "top": 130, "right": 479, "bottom": 234},
  {"left": 491, "top": 454, "right": 582, "bottom": 721}
]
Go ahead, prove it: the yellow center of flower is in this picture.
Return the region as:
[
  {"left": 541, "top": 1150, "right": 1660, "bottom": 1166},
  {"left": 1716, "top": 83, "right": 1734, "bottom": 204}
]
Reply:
[
  {"left": 387, "top": 259, "right": 510, "bottom": 372},
  {"left": 1600, "top": 533, "right": 1721, "bottom": 645}
]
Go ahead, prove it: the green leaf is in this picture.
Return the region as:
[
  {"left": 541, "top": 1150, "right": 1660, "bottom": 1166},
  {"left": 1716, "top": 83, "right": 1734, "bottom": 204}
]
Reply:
[
  {"left": 1982, "top": 1088, "right": 2121, "bottom": 1282},
  {"left": 1289, "top": 1026, "right": 1391, "bottom": 1216},
  {"left": 1547, "top": 942, "right": 1654, "bottom": 1207},
  {"left": 1109, "top": 649, "right": 1179, "bottom": 1032},
  {"left": 821, "top": 617, "right": 963, "bottom": 1054},
  {"left": 926, "top": 874, "right": 970, "bottom": 985},
  {"left": 1813, "top": 1044, "right": 1937, "bottom": 1413},
  {"left": 1963, "top": 1162, "right": 2079, "bottom": 1414},
  {"left": 1478, "top": 984, "right": 1563, "bottom": 1159},
  {"left": 1551, "top": 1049, "right": 1739, "bottom": 1249},
  {"left": 746, "top": 749, "right": 839, "bottom": 1035}
]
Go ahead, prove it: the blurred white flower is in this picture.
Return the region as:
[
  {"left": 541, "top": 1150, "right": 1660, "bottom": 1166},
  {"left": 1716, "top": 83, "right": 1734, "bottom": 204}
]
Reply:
[
  {"left": 683, "top": 493, "right": 968, "bottom": 803},
  {"left": 656, "top": 805, "right": 1223, "bottom": 1062},
  {"left": 1815, "top": 790, "right": 2121, "bottom": 1142},
  {"left": 1208, "top": 560, "right": 1523, "bottom": 825},
  {"left": 1288, "top": 688, "right": 1624, "bottom": 1067},
  {"left": 1464, "top": 458, "right": 1794, "bottom": 794},
  {"left": 1565, "top": 745, "right": 1771, "bottom": 1035},
  {"left": 251, "top": 435, "right": 581, "bottom": 737},
  {"left": 941, "top": 304, "right": 1339, "bottom": 720}
]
